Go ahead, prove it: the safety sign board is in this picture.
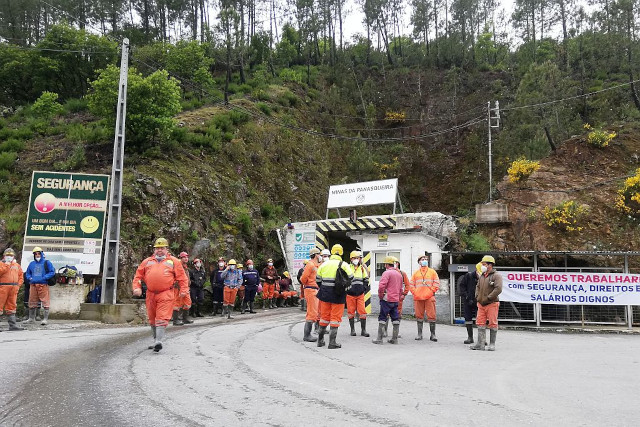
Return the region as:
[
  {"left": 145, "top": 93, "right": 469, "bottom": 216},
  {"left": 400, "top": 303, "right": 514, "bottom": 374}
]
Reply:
[{"left": 21, "top": 171, "right": 110, "bottom": 275}]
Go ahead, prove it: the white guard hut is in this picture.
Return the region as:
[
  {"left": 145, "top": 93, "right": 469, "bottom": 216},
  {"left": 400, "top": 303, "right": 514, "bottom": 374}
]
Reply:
[{"left": 280, "top": 179, "right": 457, "bottom": 322}]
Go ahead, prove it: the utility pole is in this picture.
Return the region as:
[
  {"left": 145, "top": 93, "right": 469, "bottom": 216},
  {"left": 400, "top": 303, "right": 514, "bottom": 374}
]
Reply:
[
  {"left": 487, "top": 100, "right": 500, "bottom": 202},
  {"left": 101, "top": 39, "right": 129, "bottom": 305}
]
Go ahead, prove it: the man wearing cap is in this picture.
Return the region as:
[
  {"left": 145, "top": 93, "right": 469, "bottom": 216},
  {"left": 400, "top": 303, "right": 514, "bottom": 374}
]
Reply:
[
  {"left": 133, "top": 238, "right": 189, "bottom": 352},
  {"left": 261, "top": 259, "right": 278, "bottom": 309},
  {"left": 471, "top": 255, "right": 503, "bottom": 351},
  {"left": 189, "top": 258, "right": 207, "bottom": 317},
  {"left": 211, "top": 257, "right": 226, "bottom": 316},
  {"left": 236, "top": 263, "right": 246, "bottom": 313},
  {"left": 315, "top": 244, "right": 354, "bottom": 349},
  {"left": 242, "top": 259, "right": 260, "bottom": 314},
  {"left": 458, "top": 262, "right": 482, "bottom": 344},
  {"left": 173, "top": 251, "right": 193, "bottom": 326},
  {"left": 25, "top": 246, "right": 56, "bottom": 325},
  {"left": 300, "top": 248, "right": 323, "bottom": 342},
  {"left": 346, "top": 251, "right": 369, "bottom": 337},
  {"left": 0, "top": 248, "right": 24, "bottom": 331},
  {"left": 221, "top": 259, "right": 243, "bottom": 319},
  {"left": 373, "top": 256, "right": 404, "bottom": 344},
  {"left": 409, "top": 255, "right": 441, "bottom": 342}
]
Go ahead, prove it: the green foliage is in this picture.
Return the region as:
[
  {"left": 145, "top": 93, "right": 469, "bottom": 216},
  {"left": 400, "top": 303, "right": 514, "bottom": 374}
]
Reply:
[
  {"left": 232, "top": 205, "right": 252, "bottom": 235},
  {"left": 257, "top": 102, "right": 272, "bottom": 115},
  {"left": 54, "top": 144, "right": 86, "bottom": 171},
  {"left": 65, "top": 123, "right": 111, "bottom": 144},
  {"left": 461, "top": 233, "right": 491, "bottom": 252},
  {"left": 615, "top": 168, "right": 640, "bottom": 215},
  {"left": 31, "top": 91, "right": 64, "bottom": 119},
  {"left": 0, "top": 138, "right": 25, "bottom": 153},
  {"left": 0, "top": 152, "right": 18, "bottom": 170},
  {"left": 260, "top": 202, "right": 284, "bottom": 220},
  {"left": 87, "top": 65, "right": 181, "bottom": 151},
  {"left": 63, "top": 98, "right": 89, "bottom": 114},
  {"left": 279, "top": 68, "right": 303, "bottom": 84},
  {"left": 583, "top": 124, "right": 616, "bottom": 148}
]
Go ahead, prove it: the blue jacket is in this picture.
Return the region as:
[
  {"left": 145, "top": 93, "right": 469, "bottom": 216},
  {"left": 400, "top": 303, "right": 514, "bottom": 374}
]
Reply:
[
  {"left": 211, "top": 269, "right": 225, "bottom": 288},
  {"left": 242, "top": 269, "right": 261, "bottom": 288},
  {"left": 26, "top": 255, "right": 55, "bottom": 285},
  {"left": 221, "top": 268, "right": 243, "bottom": 288}
]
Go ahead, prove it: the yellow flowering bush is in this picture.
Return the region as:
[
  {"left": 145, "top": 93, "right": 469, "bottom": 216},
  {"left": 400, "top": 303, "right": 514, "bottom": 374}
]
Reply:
[
  {"left": 615, "top": 168, "right": 640, "bottom": 215},
  {"left": 507, "top": 157, "right": 540, "bottom": 183},
  {"left": 543, "top": 200, "right": 588, "bottom": 232},
  {"left": 384, "top": 111, "right": 406, "bottom": 123},
  {"left": 583, "top": 123, "right": 616, "bottom": 148}
]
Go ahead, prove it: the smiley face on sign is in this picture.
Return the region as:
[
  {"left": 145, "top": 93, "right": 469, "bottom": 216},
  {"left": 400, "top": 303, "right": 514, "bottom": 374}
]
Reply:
[{"left": 80, "top": 216, "right": 100, "bottom": 234}]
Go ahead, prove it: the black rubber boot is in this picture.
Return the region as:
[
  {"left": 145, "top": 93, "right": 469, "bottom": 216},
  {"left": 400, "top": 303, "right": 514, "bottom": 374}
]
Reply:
[
  {"left": 182, "top": 308, "right": 194, "bottom": 324},
  {"left": 196, "top": 304, "right": 204, "bottom": 317},
  {"left": 303, "top": 321, "right": 317, "bottom": 342},
  {"left": 429, "top": 322, "right": 438, "bottom": 342},
  {"left": 464, "top": 323, "right": 474, "bottom": 344},
  {"left": 349, "top": 318, "right": 357, "bottom": 336},
  {"left": 328, "top": 326, "right": 341, "bottom": 349},
  {"left": 249, "top": 301, "right": 256, "bottom": 313},
  {"left": 313, "top": 321, "right": 319, "bottom": 335},
  {"left": 415, "top": 321, "right": 424, "bottom": 340},
  {"left": 383, "top": 318, "right": 389, "bottom": 337},
  {"left": 226, "top": 305, "right": 233, "bottom": 319},
  {"left": 317, "top": 325, "right": 327, "bottom": 347},
  {"left": 172, "top": 310, "right": 184, "bottom": 326},
  {"left": 360, "top": 318, "right": 370, "bottom": 337},
  {"left": 372, "top": 322, "right": 385, "bottom": 344},
  {"left": 240, "top": 301, "right": 246, "bottom": 314},
  {"left": 300, "top": 299, "right": 306, "bottom": 311}
]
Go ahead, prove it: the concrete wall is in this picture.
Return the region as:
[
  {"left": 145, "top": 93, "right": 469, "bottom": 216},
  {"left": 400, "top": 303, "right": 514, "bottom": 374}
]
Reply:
[{"left": 49, "top": 285, "right": 89, "bottom": 318}]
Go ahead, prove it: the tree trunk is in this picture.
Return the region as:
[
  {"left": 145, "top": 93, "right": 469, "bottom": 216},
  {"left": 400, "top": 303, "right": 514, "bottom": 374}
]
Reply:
[{"left": 544, "top": 126, "right": 556, "bottom": 151}]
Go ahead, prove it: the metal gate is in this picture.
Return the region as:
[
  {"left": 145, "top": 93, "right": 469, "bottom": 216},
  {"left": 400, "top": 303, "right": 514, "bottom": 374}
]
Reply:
[{"left": 449, "top": 251, "right": 640, "bottom": 328}]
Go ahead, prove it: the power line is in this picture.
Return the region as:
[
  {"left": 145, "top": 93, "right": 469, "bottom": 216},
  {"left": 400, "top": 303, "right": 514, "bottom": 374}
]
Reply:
[{"left": 501, "top": 79, "right": 640, "bottom": 112}]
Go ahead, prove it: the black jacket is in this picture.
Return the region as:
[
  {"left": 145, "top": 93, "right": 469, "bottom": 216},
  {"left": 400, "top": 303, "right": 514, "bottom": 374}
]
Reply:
[
  {"left": 189, "top": 267, "right": 207, "bottom": 288},
  {"left": 457, "top": 271, "right": 479, "bottom": 305}
]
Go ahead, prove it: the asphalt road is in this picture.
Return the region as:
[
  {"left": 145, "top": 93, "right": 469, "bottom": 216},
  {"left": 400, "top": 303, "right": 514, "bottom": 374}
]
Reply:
[{"left": 1, "top": 310, "right": 639, "bottom": 426}]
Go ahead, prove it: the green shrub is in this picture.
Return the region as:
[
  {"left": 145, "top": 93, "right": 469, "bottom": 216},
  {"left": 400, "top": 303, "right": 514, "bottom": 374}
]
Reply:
[
  {"left": 229, "top": 110, "right": 249, "bottom": 125},
  {"left": 238, "top": 84, "right": 253, "bottom": 94},
  {"left": 13, "top": 127, "right": 33, "bottom": 140},
  {"left": 0, "top": 138, "right": 25, "bottom": 153},
  {"left": 0, "top": 127, "right": 12, "bottom": 141},
  {"left": 261, "top": 202, "right": 284, "bottom": 220},
  {"left": 63, "top": 98, "right": 89, "bottom": 114},
  {"left": 0, "top": 152, "right": 18, "bottom": 170},
  {"left": 461, "top": 232, "right": 491, "bottom": 251},
  {"left": 66, "top": 124, "right": 92, "bottom": 142},
  {"left": 279, "top": 68, "right": 303, "bottom": 84},
  {"left": 32, "top": 91, "right": 64, "bottom": 119},
  {"left": 5, "top": 214, "right": 24, "bottom": 233},
  {"left": 54, "top": 144, "right": 86, "bottom": 171},
  {"left": 257, "top": 102, "right": 272, "bottom": 115},
  {"left": 251, "top": 89, "right": 270, "bottom": 101}
]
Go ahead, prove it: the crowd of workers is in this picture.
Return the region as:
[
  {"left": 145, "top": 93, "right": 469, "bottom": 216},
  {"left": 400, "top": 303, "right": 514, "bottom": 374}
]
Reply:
[
  {"left": 0, "top": 238, "right": 502, "bottom": 355},
  {"left": 128, "top": 237, "right": 502, "bottom": 353}
]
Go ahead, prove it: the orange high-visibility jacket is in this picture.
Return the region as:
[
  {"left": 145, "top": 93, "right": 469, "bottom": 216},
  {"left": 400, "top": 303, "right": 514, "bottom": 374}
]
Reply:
[
  {"left": 300, "top": 259, "right": 320, "bottom": 289},
  {"left": 410, "top": 267, "right": 440, "bottom": 300},
  {"left": 0, "top": 261, "right": 24, "bottom": 287},
  {"left": 133, "top": 255, "right": 188, "bottom": 294}
]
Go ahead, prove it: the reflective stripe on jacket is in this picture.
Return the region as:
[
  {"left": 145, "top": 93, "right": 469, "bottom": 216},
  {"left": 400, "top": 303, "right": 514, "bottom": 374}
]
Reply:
[
  {"left": 316, "top": 255, "right": 354, "bottom": 304},
  {"left": 410, "top": 267, "right": 440, "bottom": 300},
  {"left": 133, "top": 256, "right": 188, "bottom": 294},
  {"left": 347, "top": 264, "right": 368, "bottom": 296}
]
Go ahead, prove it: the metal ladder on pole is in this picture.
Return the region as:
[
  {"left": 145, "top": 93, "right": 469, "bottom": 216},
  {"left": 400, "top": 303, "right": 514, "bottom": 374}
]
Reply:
[{"left": 101, "top": 39, "right": 129, "bottom": 304}]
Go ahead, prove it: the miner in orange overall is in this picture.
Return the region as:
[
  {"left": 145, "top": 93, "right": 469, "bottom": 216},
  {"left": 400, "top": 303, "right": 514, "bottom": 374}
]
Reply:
[
  {"left": 346, "top": 251, "right": 369, "bottom": 337},
  {"left": 172, "top": 251, "right": 193, "bottom": 326},
  {"left": 261, "top": 259, "right": 278, "bottom": 309},
  {"left": 133, "top": 238, "right": 189, "bottom": 352},
  {"left": 0, "top": 248, "right": 24, "bottom": 331},
  {"left": 410, "top": 255, "right": 440, "bottom": 341},
  {"left": 300, "top": 248, "right": 323, "bottom": 342}
]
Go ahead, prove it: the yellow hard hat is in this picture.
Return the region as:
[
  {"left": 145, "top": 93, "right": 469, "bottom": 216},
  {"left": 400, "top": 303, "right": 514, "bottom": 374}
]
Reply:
[
  {"left": 283, "top": 271, "right": 289, "bottom": 277},
  {"left": 32, "top": 246, "right": 43, "bottom": 253},
  {"left": 350, "top": 250, "right": 362, "bottom": 259},
  {"left": 237, "top": 263, "right": 243, "bottom": 268},
  {"left": 4, "top": 248, "right": 15, "bottom": 256},
  {"left": 384, "top": 255, "right": 397, "bottom": 264},
  {"left": 476, "top": 262, "right": 483, "bottom": 272},
  {"left": 481, "top": 255, "right": 495, "bottom": 264},
  {"left": 228, "top": 259, "right": 237, "bottom": 265},
  {"left": 154, "top": 238, "right": 169, "bottom": 248},
  {"left": 303, "top": 259, "right": 309, "bottom": 265},
  {"left": 331, "top": 244, "right": 343, "bottom": 256}
]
